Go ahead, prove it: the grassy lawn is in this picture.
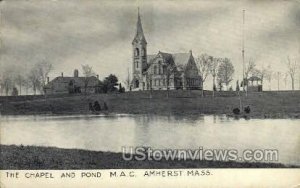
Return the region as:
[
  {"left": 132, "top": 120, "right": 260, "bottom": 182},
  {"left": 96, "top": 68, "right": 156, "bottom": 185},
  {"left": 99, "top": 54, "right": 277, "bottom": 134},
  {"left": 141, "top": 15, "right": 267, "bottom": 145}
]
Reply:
[
  {"left": 0, "top": 90, "right": 300, "bottom": 118},
  {"left": 0, "top": 145, "right": 294, "bottom": 169}
]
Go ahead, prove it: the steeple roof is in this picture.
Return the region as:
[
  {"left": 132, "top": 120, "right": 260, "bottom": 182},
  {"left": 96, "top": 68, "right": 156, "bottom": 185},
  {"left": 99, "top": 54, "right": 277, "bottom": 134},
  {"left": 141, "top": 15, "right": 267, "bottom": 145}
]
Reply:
[{"left": 132, "top": 8, "right": 147, "bottom": 44}]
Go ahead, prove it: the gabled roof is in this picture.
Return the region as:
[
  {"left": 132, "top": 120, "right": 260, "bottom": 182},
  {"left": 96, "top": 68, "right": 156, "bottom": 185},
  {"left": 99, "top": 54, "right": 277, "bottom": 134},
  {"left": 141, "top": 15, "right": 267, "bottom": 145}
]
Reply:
[
  {"left": 247, "top": 76, "right": 262, "bottom": 81},
  {"left": 144, "top": 51, "right": 192, "bottom": 73},
  {"left": 45, "top": 76, "right": 99, "bottom": 88},
  {"left": 147, "top": 54, "right": 157, "bottom": 63},
  {"left": 171, "top": 53, "right": 191, "bottom": 70},
  {"left": 132, "top": 9, "right": 147, "bottom": 44}
]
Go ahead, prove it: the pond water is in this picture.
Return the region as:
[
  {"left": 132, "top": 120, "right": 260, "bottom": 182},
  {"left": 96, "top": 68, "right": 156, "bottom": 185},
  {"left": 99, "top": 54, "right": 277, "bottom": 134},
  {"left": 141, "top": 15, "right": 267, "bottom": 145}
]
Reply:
[{"left": 0, "top": 114, "right": 299, "bottom": 165}]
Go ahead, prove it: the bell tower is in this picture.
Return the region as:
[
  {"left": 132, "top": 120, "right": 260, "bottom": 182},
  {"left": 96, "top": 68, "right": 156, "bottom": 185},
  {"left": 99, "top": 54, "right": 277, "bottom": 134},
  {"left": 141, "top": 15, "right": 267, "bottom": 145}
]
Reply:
[{"left": 132, "top": 8, "right": 147, "bottom": 89}]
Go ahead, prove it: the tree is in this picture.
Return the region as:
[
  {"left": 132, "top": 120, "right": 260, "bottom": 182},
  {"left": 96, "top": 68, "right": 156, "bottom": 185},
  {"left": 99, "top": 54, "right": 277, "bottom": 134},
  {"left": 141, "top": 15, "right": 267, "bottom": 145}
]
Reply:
[
  {"left": 28, "top": 68, "right": 41, "bottom": 95},
  {"left": 11, "top": 87, "right": 18, "bottom": 96},
  {"left": 81, "top": 64, "right": 96, "bottom": 94},
  {"left": 102, "top": 74, "right": 118, "bottom": 93},
  {"left": 210, "top": 58, "right": 220, "bottom": 97},
  {"left": 243, "top": 59, "right": 256, "bottom": 91},
  {"left": 37, "top": 61, "right": 52, "bottom": 93},
  {"left": 264, "top": 65, "right": 273, "bottom": 91},
  {"left": 286, "top": 56, "right": 298, "bottom": 90},
  {"left": 252, "top": 66, "right": 267, "bottom": 85},
  {"left": 15, "top": 74, "right": 25, "bottom": 95},
  {"left": 125, "top": 68, "right": 131, "bottom": 91},
  {"left": 196, "top": 54, "right": 213, "bottom": 97},
  {"left": 0, "top": 67, "right": 15, "bottom": 96},
  {"left": 283, "top": 72, "right": 288, "bottom": 90},
  {"left": 217, "top": 58, "right": 235, "bottom": 90},
  {"left": 217, "top": 80, "right": 223, "bottom": 91},
  {"left": 273, "top": 72, "right": 281, "bottom": 91}
]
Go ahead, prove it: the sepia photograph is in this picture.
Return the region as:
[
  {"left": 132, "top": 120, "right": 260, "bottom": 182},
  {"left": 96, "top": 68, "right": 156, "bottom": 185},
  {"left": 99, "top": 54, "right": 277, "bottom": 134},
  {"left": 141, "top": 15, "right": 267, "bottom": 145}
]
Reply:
[{"left": 0, "top": 0, "right": 299, "bottom": 187}]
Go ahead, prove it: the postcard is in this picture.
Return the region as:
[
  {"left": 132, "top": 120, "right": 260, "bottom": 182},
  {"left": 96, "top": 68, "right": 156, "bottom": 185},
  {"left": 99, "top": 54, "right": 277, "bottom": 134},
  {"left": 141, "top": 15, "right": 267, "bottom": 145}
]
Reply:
[{"left": 0, "top": 0, "right": 299, "bottom": 187}]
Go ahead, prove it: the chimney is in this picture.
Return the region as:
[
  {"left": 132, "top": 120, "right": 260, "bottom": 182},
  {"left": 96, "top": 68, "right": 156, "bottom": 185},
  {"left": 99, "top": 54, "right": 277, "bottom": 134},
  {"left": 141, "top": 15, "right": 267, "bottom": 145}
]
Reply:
[
  {"left": 47, "top": 77, "right": 49, "bottom": 83},
  {"left": 189, "top": 50, "right": 192, "bottom": 55},
  {"left": 61, "top": 72, "right": 63, "bottom": 77},
  {"left": 74, "top": 69, "right": 79, "bottom": 77},
  {"left": 96, "top": 75, "right": 99, "bottom": 79}
]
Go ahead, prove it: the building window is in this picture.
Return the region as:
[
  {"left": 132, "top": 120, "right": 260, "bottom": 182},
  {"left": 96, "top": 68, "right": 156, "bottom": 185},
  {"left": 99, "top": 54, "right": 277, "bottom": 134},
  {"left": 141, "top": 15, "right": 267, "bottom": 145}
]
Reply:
[
  {"left": 135, "top": 48, "right": 139, "bottom": 56},
  {"left": 135, "top": 80, "right": 139, "bottom": 88},
  {"left": 154, "top": 65, "right": 157, "bottom": 74},
  {"left": 142, "top": 48, "right": 146, "bottom": 56},
  {"left": 158, "top": 61, "right": 162, "bottom": 74},
  {"left": 136, "top": 61, "right": 139, "bottom": 68},
  {"left": 163, "top": 65, "right": 167, "bottom": 74}
]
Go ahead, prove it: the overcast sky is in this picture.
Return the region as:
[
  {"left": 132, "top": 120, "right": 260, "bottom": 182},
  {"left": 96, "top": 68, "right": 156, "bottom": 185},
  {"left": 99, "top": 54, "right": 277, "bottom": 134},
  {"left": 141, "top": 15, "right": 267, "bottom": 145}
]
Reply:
[{"left": 1, "top": 0, "right": 300, "bottom": 89}]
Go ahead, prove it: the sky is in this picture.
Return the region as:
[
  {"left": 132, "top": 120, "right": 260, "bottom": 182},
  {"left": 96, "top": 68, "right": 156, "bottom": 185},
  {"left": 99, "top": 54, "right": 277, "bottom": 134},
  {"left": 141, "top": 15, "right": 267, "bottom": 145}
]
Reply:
[{"left": 1, "top": 0, "right": 300, "bottom": 90}]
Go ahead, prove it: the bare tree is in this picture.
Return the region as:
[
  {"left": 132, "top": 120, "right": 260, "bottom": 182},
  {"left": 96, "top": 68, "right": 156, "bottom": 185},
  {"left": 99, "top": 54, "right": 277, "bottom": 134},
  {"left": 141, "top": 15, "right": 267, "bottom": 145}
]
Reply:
[
  {"left": 283, "top": 72, "right": 288, "bottom": 90},
  {"left": 0, "top": 68, "right": 15, "bottom": 96},
  {"left": 286, "top": 56, "right": 298, "bottom": 90},
  {"left": 37, "top": 61, "right": 52, "bottom": 93},
  {"left": 243, "top": 59, "right": 256, "bottom": 91},
  {"left": 273, "top": 72, "right": 281, "bottom": 91},
  {"left": 125, "top": 67, "right": 131, "bottom": 91},
  {"left": 28, "top": 68, "right": 41, "bottom": 95},
  {"left": 245, "top": 59, "right": 256, "bottom": 79},
  {"left": 217, "top": 58, "right": 235, "bottom": 90},
  {"left": 210, "top": 58, "right": 220, "bottom": 97},
  {"left": 264, "top": 65, "right": 273, "bottom": 91},
  {"left": 15, "top": 74, "right": 25, "bottom": 95},
  {"left": 82, "top": 64, "right": 96, "bottom": 94},
  {"left": 2, "top": 74, "right": 13, "bottom": 96},
  {"left": 196, "top": 54, "right": 213, "bottom": 97}
]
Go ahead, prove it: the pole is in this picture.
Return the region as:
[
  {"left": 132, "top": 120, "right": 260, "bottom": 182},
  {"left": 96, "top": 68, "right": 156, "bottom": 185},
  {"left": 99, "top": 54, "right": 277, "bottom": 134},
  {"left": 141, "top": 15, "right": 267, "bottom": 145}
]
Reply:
[
  {"left": 277, "top": 72, "right": 280, "bottom": 91},
  {"left": 242, "top": 10, "right": 246, "bottom": 96}
]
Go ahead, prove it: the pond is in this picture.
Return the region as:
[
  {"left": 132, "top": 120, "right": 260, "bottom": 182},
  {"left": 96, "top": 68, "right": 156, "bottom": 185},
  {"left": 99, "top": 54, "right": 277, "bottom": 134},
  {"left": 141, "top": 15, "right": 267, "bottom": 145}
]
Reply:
[{"left": 0, "top": 114, "right": 299, "bottom": 165}]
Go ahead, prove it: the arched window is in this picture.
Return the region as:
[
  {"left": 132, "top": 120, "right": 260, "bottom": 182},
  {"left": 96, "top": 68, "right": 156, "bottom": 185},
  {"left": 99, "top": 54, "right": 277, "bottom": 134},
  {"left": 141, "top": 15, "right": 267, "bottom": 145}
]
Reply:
[
  {"left": 158, "top": 61, "right": 163, "bottom": 74},
  {"left": 136, "top": 61, "right": 139, "bottom": 68},
  {"left": 135, "top": 80, "right": 139, "bottom": 88},
  {"left": 135, "top": 48, "right": 139, "bottom": 56},
  {"left": 141, "top": 48, "right": 146, "bottom": 56},
  {"left": 154, "top": 65, "right": 157, "bottom": 74}
]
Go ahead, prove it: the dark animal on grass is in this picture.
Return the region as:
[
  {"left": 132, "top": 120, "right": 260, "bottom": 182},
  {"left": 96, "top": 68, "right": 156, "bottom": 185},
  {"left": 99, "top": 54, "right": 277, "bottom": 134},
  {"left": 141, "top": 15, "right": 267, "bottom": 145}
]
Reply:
[
  {"left": 233, "top": 108, "right": 240, "bottom": 115},
  {"left": 244, "top": 106, "right": 251, "bottom": 114},
  {"left": 93, "top": 101, "right": 101, "bottom": 111}
]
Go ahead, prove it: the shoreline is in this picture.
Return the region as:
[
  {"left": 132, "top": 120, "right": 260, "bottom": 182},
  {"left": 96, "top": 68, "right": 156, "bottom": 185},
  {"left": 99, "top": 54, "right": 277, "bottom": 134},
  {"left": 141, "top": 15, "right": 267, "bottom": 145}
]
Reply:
[
  {"left": 1, "top": 90, "right": 300, "bottom": 119},
  {"left": 1, "top": 111, "right": 300, "bottom": 120},
  {"left": 1, "top": 145, "right": 297, "bottom": 169}
]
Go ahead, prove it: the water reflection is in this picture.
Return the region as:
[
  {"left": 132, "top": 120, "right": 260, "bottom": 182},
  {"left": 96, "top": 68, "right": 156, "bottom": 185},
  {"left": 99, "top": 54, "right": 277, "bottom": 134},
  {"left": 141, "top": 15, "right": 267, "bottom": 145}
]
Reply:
[{"left": 0, "top": 114, "right": 299, "bottom": 165}]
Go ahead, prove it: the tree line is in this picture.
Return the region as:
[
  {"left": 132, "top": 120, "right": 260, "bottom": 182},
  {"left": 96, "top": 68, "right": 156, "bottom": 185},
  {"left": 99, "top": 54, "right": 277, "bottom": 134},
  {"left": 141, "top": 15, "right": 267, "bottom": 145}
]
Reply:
[
  {"left": 0, "top": 62, "right": 52, "bottom": 96},
  {"left": 195, "top": 54, "right": 300, "bottom": 93}
]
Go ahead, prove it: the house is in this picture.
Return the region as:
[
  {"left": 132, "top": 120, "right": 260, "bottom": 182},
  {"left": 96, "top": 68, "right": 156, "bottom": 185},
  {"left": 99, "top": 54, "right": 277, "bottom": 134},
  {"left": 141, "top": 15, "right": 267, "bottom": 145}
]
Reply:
[
  {"left": 130, "top": 10, "right": 202, "bottom": 91},
  {"left": 44, "top": 69, "right": 100, "bottom": 95}
]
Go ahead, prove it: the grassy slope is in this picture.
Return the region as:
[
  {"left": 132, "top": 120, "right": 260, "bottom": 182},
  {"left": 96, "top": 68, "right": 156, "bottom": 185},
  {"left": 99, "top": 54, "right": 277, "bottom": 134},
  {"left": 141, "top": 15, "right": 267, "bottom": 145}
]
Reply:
[
  {"left": 1, "top": 90, "right": 300, "bottom": 118},
  {"left": 0, "top": 145, "right": 293, "bottom": 169}
]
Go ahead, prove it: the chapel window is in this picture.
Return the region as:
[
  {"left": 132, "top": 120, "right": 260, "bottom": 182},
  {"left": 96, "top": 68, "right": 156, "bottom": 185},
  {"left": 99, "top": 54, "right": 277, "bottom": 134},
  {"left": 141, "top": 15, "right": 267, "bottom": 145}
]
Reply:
[{"left": 135, "top": 48, "right": 139, "bottom": 56}]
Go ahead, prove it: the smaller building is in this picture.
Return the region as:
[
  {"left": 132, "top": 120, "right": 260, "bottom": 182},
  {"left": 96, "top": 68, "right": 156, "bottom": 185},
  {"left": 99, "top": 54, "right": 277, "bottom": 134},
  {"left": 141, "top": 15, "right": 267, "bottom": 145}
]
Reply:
[
  {"left": 44, "top": 69, "right": 100, "bottom": 95},
  {"left": 247, "top": 76, "right": 263, "bottom": 92}
]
